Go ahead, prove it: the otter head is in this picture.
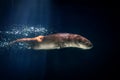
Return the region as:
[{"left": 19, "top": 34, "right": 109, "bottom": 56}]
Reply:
[{"left": 77, "top": 36, "right": 93, "bottom": 50}]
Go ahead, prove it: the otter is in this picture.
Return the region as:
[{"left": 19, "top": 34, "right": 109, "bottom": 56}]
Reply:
[{"left": 9, "top": 33, "right": 93, "bottom": 50}]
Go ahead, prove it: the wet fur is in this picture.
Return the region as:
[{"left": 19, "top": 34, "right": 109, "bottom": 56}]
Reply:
[{"left": 31, "top": 33, "right": 92, "bottom": 50}]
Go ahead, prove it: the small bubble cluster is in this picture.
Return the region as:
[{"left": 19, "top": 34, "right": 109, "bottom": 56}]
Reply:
[{"left": 2, "top": 25, "right": 48, "bottom": 37}]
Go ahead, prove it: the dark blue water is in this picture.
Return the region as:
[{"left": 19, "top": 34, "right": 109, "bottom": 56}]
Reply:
[{"left": 0, "top": 0, "right": 117, "bottom": 80}]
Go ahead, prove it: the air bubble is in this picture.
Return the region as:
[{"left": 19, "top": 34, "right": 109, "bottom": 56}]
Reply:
[{"left": 0, "top": 24, "right": 52, "bottom": 49}]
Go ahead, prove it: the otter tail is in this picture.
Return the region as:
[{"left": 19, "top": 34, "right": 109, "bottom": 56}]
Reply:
[{"left": 8, "top": 38, "right": 34, "bottom": 46}]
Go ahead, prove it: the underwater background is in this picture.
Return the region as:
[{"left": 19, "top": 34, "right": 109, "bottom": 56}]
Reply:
[{"left": 0, "top": 0, "right": 117, "bottom": 80}]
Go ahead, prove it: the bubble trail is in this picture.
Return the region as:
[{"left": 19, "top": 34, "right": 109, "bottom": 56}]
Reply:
[{"left": 0, "top": 24, "right": 51, "bottom": 49}]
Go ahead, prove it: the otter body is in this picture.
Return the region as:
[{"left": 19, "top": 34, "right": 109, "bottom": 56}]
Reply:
[{"left": 31, "top": 33, "right": 93, "bottom": 50}]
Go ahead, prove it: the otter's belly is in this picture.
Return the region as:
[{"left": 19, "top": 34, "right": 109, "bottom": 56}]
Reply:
[
  {"left": 64, "top": 42, "right": 79, "bottom": 48},
  {"left": 32, "top": 43, "right": 60, "bottom": 50},
  {"left": 31, "top": 41, "right": 79, "bottom": 50}
]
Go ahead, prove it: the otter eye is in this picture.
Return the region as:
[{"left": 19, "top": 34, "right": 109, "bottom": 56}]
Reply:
[
  {"left": 84, "top": 42, "right": 88, "bottom": 45},
  {"left": 78, "top": 40, "right": 82, "bottom": 43}
]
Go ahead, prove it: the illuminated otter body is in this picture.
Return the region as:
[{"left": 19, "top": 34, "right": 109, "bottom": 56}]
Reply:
[{"left": 10, "top": 33, "right": 93, "bottom": 50}]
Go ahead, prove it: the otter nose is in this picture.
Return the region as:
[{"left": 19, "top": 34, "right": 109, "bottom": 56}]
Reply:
[
  {"left": 85, "top": 42, "right": 93, "bottom": 48},
  {"left": 88, "top": 43, "right": 93, "bottom": 48}
]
